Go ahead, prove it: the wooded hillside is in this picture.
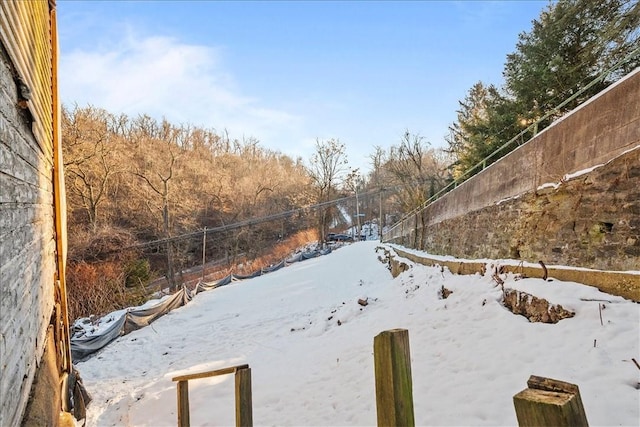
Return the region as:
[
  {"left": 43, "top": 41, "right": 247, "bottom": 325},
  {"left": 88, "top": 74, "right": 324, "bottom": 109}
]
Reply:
[{"left": 62, "top": 106, "right": 319, "bottom": 320}]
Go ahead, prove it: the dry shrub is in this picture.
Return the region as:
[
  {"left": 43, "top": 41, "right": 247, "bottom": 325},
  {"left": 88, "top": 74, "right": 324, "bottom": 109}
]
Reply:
[
  {"left": 66, "top": 260, "right": 147, "bottom": 321},
  {"left": 269, "top": 229, "right": 317, "bottom": 260},
  {"left": 67, "top": 227, "right": 319, "bottom": 319},
  {"left": 68, "top": 225, "right": 138, "bottom": 262},
  {"left": 66, "top": 225, "right": 147, "bottom": 321}
]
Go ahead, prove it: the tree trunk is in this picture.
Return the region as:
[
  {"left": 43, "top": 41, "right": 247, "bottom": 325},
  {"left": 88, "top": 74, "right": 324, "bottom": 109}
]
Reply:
[{"left": 163, "top": 193, "right": 177, "bottom": 292}]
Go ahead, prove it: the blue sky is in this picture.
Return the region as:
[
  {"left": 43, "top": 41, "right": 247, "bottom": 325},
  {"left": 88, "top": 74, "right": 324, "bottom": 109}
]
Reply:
[{"left": 57, "top": 0, "right": 549, "bottom": 172}]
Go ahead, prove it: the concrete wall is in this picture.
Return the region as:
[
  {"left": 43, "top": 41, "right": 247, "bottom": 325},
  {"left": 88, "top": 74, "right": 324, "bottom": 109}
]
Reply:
[
  {"left": 426, "top": 68, "right": 640, "bottom": 226},
  {"left": 386, "top": 68, "right": 640, "bottom": 275},
  {"left": 0, "top": 13, "right": 61, "bottom": 427}
]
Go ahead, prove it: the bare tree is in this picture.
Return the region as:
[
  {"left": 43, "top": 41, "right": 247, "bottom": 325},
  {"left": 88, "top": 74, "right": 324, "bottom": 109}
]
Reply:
[
  {"left": 383, "top": 131, "right": 452, "bottom": 248},
  {"left": 385, "top": 131, "right": 449, "bottom": 212},
  {"left": 132, "top": 140, "right": 180, "bottom": 291},
  {"left": 306, "top": 138, "right": 349, "bottom": 241},
  {"left": 368, "top": 146, "right": 387, "bottom": 189},
  {"left": 344, "top": 168, "right": 364, "bottom": 238},
  {"left": 62, "top": 105, "right": 122, "bottom": 229},
  {"left": 62, "top": 105, "right": 324, "bottom": 307}
]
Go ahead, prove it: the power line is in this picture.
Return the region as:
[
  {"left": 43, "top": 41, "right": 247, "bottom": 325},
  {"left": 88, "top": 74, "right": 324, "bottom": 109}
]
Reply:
[{"left": 121, "top": 188, "right": 385, "bottom": 251}]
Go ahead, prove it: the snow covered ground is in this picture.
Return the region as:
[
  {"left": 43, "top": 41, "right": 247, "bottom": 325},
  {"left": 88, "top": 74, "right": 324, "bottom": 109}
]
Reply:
[{"left": 77, "top": 241, "right": 640, "bottom": 426}]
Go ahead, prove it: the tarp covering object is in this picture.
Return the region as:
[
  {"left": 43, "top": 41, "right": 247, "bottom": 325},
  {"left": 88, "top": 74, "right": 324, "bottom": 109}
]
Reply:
[
  {"left": 70, "top": 313, "right": 126, "bottom": 360},
  {"left": 232, "top": 270, "right": 263, "bottom": 281},
  {"left": 124, "top": 289, "right": 191, "bottom": 334},
  {"left": 261, "top": 260, "right": 285, "bottom": 273}
]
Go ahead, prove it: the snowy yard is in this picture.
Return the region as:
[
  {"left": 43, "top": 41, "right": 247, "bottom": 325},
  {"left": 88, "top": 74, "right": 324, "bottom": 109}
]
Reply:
[{"left": 77, "top": 241, "right": 640, "bottom": 426}]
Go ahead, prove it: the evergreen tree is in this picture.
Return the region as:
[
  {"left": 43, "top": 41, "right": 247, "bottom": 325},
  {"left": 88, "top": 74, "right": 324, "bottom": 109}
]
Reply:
[
  {"left": 448, "top": 0, "right": 640, "bottom": 180},
  {"left": 446, "top": 83, "right": 519, "bottom": 179},
  {"left": 504, "top": 0, "right": 640, "bottom": 126}
]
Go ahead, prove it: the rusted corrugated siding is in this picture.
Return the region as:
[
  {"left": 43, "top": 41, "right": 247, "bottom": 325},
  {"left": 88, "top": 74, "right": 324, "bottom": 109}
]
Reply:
[{"left": 0, "top": 0, "right": 53, "bottom": 158}]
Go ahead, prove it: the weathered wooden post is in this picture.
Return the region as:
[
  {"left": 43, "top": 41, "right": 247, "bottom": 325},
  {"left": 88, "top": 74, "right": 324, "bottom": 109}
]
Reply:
[
  {"left": 513, "top": 375, "right": 588, "bottom": 427},
  {"left": 374, "top": 329, "right": 415, "bottom": 427},
  {"left": 235, "top": 366, "right": 253, "bottom": 427},
  {"left": 172, "top": 364, "right": 252, "bottom": 427},
  {"left": 176, "top": 380, "right": 190, "bottom": 427}
]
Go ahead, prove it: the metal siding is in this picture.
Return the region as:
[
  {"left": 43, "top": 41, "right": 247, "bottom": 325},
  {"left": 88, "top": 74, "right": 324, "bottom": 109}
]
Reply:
[
  {"left": 0, "top": 1, "right": 68, "bottom": 425},
  {"left": 0, "top": 0, "right": 53, "bottom": 157}
]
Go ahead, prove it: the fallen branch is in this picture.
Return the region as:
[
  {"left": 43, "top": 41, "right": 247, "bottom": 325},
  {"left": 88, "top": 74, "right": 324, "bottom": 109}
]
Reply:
[
  {"left": 492, "top": 266, "right": 504, "bottom": 287},
  {"left": 599, "top": 303, "right": 604, "bottom": 326}
]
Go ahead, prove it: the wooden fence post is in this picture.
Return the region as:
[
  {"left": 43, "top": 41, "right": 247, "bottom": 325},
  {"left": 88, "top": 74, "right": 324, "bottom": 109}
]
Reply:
[
  {"left": 374, "top": 329, "right": 415, "bottom": 427},
  {"left": 513, "top": 375, "right": 588, "bottom": 427},
  {"left": 172, "top": 364, "right": 251, "bottom": 427},
  {"left": 176, "top": 380, "right": 190, "bottom": 427},
  {"left": 235, "top": 367, "right": 253, "bottom": 427}
]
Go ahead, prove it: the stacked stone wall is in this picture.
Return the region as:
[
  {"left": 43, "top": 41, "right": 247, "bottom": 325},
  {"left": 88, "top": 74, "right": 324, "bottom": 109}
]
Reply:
[
  {"left": 387, "top": 69, "right": 640, "bottom": 276},
  {"left": 422, "top": 146, "right": 640, "bottom": 271}
]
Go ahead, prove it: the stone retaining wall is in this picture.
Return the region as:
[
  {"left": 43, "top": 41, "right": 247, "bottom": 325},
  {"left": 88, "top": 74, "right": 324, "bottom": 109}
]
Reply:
[
  {"left": 386, "top": 69, "right": 640, "bottom": 285},
  {"left": 420, "top": 146, "right": 640, "bottom": 272}
]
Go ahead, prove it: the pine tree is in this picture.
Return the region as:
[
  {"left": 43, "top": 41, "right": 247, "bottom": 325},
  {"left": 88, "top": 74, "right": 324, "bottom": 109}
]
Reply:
[{"left": 448, "top": 0, "right": 640, "bottom": 181}]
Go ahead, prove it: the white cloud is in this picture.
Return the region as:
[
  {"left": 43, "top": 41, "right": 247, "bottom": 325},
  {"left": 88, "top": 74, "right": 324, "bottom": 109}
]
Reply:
[{"left": 59, "top": 32, "right": 301, "bottom": 143}]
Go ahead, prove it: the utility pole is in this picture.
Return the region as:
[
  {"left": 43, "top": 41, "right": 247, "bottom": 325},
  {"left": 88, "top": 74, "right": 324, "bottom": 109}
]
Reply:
[
  {"left": 355, "top": 187, "right": 361, "bottom": 240},
  {"left": 201, "top": 226, "right": 207, "bottom": 283},
  {"left": 379, "top": 187, "right": 384, "bottom": 242},
  {"left": 346, "top": 168, "right": 363, "bottom": 240}
]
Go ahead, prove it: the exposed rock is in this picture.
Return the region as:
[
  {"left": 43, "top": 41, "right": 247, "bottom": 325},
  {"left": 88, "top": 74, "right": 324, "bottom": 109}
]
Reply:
[
  {"left": 376, "top": 247, "right": 411, "bottom": 277},
  {"left": 502, "top": 289, "right": 574, "bottom": 323},
  {"left": 439, "top": 285, "right": 453, "bottom": 299},
  {"left": 390, "top": 259, "right": 410, "bottom": 277}
]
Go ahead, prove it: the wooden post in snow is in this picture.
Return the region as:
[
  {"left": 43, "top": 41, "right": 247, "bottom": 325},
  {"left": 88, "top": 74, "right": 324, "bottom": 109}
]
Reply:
[
  {"left": 373, "top": 328, "right": 415, "bottom": 427},
  {"left": 235, "top": 366, "right": 253, "bottom": 427},
  {"left": 176, "top": 380, "right": 190, "bottom": 427},
  {"left": 172, "top": 364, "right": 252, "bottom": 427},
  {"left": 513, "top": 375, "right": 588, "bottom": 427}
]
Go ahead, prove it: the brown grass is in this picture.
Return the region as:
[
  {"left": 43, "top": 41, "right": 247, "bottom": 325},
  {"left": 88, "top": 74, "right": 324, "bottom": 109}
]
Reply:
[
  {"left": 201, "top": 229, "right": 318, "bottom": 282},
  {"left": 66, "top": 225, "right": 147, "bottom": 321}
]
